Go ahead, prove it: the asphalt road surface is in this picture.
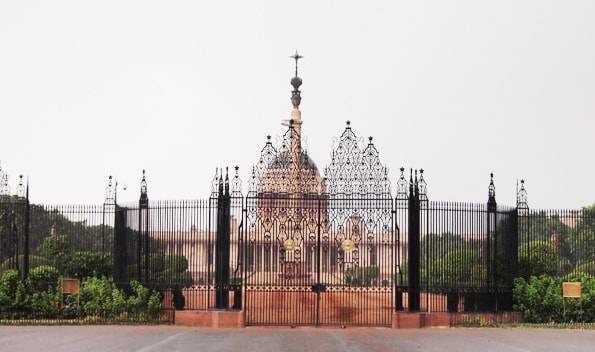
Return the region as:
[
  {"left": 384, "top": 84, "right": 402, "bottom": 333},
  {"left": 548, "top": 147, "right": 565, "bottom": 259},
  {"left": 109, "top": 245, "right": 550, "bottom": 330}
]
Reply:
[{"left": 1, "top": 325, "right": 594, "bottom": 352}]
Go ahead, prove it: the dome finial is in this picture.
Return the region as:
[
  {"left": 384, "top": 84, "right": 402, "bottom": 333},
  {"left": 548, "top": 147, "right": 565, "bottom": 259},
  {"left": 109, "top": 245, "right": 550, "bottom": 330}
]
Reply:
[{"left": 290, "top": 50, "right": 303, "bottom": 108}]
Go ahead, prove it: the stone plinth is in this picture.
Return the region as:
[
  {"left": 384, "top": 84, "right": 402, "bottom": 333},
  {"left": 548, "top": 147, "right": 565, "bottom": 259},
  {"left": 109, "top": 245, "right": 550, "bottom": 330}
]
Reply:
[
  {"left": 175, "top": 310, "right": 245, "bottom": 328},
  {"left": 392, "top": 312, "right": 425, "bottom": 329}
]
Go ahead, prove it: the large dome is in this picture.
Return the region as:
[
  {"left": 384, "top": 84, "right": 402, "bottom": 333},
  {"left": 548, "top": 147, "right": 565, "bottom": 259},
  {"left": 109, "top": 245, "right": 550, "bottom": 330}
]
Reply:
[{"left": 258, "top": 150, "right": 323, "bottom": 195}]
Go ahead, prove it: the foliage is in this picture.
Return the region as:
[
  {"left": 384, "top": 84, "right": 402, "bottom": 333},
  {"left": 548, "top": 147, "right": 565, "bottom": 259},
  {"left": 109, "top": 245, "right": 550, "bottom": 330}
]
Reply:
[
  {"left": 63, "top": 251, "right": 112, "bottom": 280},
  {"left": 575, "top": 261, "right": 595, "bottom": 276},
  {"left": 394, "top": 262, "right": 407, "bottom": 286},
  {"left": 62, "top": 294, "right": 80, "bottom": 318},
  {"left": 165, "top": 254, "right": 188, "bottom": 273},
  {"left": 147, "top": 291, "right": 162, "bottom": 317},
  {"left": 129, "top": 254, "right": 194, "bottom": 288},
  {"left": 519, "top": 206, "right": 595, "bottom": 276},
  {"left": 127, "top": 280, "right": 151, "bottom": 313},
  {"left": 568, "top": 204, "right": 595, "bottom": 266},
  {"left": 36, "top": 235, "right": 71, "bottom": 272},
  {"left": 517, "top": 241, "right": 558, "bottom": 278},
  {"left": 172, "top": 287, "right": 186, "bottom": 310},
  {"left": 26, "top": 265, "right": 60, "bottom": 293},
  {"left": 0, "top": 268, "right": 60, "bottom": 315},
  {"left": 29, "top": 291, "right": 60, "bottom": 318},
  {"left": 345, "top": 266, "right": 379, "bottom": 286},
  {"left": 155, "top": 270, "right": 194, "bottom": 288},
  {"left": 426, "top": 249, "right": 482, "bottom": 291},
  {"left": 22, "top": 266, "right": 61, "bottom": 317},
  {"left": 421, "top": 233, "right": 468, "bottom": 261},
  {"left": 0, "top": 255, "right": 50, "bottom": 273},
  {"left": 79, "top": 276, "right": 128, "bottom": 318},
  {"left": 0, "top": 270, "right": 20, "bottom": 313},
  {"left": 513, "top": 273, "right": 595, "bottom": 323},
  {"left": 513, "top": 275, "right": 563, "bottom": 323},
  {"left": 0, "top": 270, "right": 20, "bottom": 299},
  {"left": 79, "top": 277, "right": 162, "bottom": 320}
]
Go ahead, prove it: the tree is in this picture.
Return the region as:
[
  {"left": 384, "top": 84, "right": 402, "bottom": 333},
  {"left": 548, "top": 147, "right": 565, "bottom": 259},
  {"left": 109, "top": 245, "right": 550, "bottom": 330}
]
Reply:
[
  {"left": 36, "top": 235, "right": 71, "bottom": 272},
  {"left": 518, "top": 241, "right": 558, "bottom": 278},
  {"left": 568, "top": 204, "right": 595, "bottom": 267}
]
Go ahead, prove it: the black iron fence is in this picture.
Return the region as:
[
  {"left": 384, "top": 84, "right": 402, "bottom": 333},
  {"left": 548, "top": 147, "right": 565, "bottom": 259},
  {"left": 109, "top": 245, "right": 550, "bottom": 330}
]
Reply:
[{"left": 1, "top": 175, "right": 594, "bottom": 326}]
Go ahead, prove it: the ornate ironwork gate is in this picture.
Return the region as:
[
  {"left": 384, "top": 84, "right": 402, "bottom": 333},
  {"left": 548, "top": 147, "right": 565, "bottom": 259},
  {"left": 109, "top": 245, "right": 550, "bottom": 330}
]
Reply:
[
  {"left": 242, "top": 121, "right": 395, "bottom": 326},
  {"left": 243, "top": 194, "right": 395, "bottom": 326}
]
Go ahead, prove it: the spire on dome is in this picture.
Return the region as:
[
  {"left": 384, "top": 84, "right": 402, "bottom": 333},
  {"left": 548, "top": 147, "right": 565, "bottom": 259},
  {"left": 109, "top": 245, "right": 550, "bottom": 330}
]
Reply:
[{"left": 290, "top": 50, "right": 303, "bottom": 108}]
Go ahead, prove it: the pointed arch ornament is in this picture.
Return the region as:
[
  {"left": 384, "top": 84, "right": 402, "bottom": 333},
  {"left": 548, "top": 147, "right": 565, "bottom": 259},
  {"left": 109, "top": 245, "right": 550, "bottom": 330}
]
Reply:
[{"left": 323, "top": 121, "right": 391, "bottom": 197}]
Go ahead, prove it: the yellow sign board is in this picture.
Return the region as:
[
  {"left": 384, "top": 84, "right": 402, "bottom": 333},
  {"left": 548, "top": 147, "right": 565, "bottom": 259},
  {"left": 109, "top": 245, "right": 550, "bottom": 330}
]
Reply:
[
  {"left": 62, "top": 278, "right": 80, "bottom": 294},
  {"left": 562, "top": 282, "right": 581, "bottom": 298}
]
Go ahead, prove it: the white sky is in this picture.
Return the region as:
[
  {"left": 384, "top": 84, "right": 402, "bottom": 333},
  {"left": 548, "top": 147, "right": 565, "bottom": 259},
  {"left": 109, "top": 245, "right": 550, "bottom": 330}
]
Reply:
[{"left": 0, "top": 1, "right": 594, "bottom": 208}]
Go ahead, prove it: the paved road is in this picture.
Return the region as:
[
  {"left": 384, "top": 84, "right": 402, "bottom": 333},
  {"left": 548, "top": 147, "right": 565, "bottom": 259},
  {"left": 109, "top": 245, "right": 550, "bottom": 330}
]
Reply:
[{"left": 0, "top": 325, "right": 594, "bottom": 352}]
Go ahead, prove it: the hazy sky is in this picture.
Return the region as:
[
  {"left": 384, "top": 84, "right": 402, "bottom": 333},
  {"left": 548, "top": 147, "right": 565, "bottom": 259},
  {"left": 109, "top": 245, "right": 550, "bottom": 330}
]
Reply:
[{"left": 1, "top": 1, "right": 594, "bottom": 208}]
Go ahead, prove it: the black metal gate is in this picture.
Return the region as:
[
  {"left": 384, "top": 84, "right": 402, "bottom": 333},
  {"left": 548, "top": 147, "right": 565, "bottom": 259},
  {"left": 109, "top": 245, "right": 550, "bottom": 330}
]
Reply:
[{"left": 244, "top": 194, "right": 394, "bottom": 326}]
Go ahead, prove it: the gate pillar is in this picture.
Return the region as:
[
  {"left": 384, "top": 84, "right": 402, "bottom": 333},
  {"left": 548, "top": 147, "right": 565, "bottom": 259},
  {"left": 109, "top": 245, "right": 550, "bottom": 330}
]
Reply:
[
  {"left": 408, "top": 170, "right": 421, "bottom": 312},
  {"left": 485, "top": 173, "right": 497, "bottom": 311},
  {"left": 23, "top": 180, "right": 30, "bottom": 279},
  {"left": 139, "top": 170, "right": 149, "bottom": 285},
  {"left": 215, "top": 168, "right": 231, "bottom": 309},
  {"left": 114, "top": 205, "right": 128, "bottom": 287}
]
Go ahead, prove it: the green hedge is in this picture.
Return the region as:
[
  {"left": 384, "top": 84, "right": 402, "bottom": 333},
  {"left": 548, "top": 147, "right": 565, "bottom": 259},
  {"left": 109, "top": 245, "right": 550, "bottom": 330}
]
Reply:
[
  {"left": 0, "top": 268, "right": 163, "bottom": 322},
  {"left": 63, "top": 252, "right": 112, "bottom": 280},
  {"left": 513, "top": 273, "right": 595, "bottom": 323}
]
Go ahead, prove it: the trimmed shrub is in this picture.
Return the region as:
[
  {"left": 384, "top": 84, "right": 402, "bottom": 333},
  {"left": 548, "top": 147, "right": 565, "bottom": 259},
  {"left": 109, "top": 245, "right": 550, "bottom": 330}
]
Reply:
[
  {"left": 0, "top": 269, "right": 20, "bottom": 299},
  {"left": 147, "top": 291, "right": 162, "bottom": 318},
  {"left": 29, "top": 291, "right": 60, "bottom": 318},
  {"left": 128, "top": 280, "right": 151, "bottom": 313},
  {"left": 0, "top": 270, "right": 20, "bottom": 314},
  {"left": 26, "top": 265, "right": 60, "bottom": 293},
  {"left": 79, "top": 276, "right": 125, "bottom": 318},
  {"left": 78, "top": 277, "right": 161, "bottom": 320},
  {"left": 63, "top": 251, "right": 112, "bottom": 280}
]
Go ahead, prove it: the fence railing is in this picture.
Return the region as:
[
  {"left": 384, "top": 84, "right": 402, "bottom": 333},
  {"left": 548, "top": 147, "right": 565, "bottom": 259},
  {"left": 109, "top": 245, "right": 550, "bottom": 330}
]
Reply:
[{"left": 1, "top": 194, "right": 594, "bottom": 318}]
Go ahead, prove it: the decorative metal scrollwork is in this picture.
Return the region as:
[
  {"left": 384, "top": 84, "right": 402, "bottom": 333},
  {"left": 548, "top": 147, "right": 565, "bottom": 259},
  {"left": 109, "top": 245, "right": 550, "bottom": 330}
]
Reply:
[
  {"left": 396, "top": 167, "right": 407, "bottom": 200},
  {"left": 248, "top": 123, "right": 321, "bottom": 196},
  {"left": 324, "top": 121, "right": 391, "bottom": 197},
  {"left": 488, "top": 172, "right": 496, "bottom": 199},
  {"left": 517, "top": 179, "right": 528, "bottom": 210},
  {"left": 105, "top": 176, "right": 115, "bottom": 204},
  {"left": 0, "top": 162, "right": 9, "bottom": 196},
  {"left": 244, "top": 120, "right": 395, "bottom": 281},
  {"left": 418, "top": 169, "right": 428, "bottom": 201},
  {"left": 140, "top": 170, "right": 148, "bottom": 195},
  {"left": 211, "top": 168, "right": 221, "bottom": 197},
  {"left": 16, "top": 175, "right": 25, "bottom": 198},
  {"left": 231, "top": 166, "right": 242, "bottom": 197}
]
